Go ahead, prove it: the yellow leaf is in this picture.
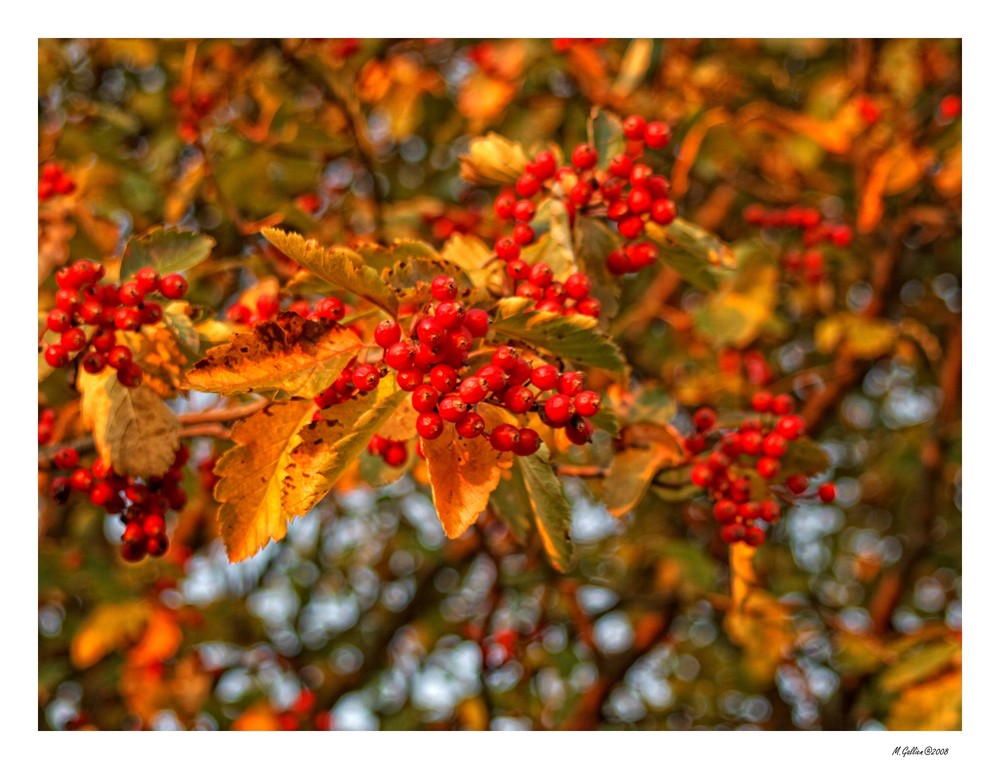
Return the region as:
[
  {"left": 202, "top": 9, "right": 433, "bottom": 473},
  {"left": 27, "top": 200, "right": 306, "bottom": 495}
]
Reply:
[
  {"left": 186, "top": 312, "right": 363, "bottom": 399},
  {"left": 282, "top": 377, "right": 408, "bottom": 516},
  {"left": 421, "top": 405, "right": 506, "bottom": 538},
  {"left": 124, "top": 325, "right": 188, "bottom": 397},
  {"left": 816, "top": 314, "right": 896, "bottom": 359},
  {"left": 213, "top": 399, "right": 317, "bottom": 562},
  {"left": 729, "top": 542, "right": 757, "bottom": 613},
  {"left": 232, "top": 703, "right": 282, "bottom": 731},
  {"left": 127, "top": 608, "right": 182, "bottom": 668},
  {"left": 458, "top": 71, "right": 517, "bottom": 123},
  {"left": 611, "top": 39, "right": 653, "bottom": 100},
  {"left": 602, "top": 428, "right": 685, "bottom": 517},
  {"left": 71, "top": 601, "right": 152, "bottom": 669},
  {"left": 934, "top": 144, "right": 962, "bottom": 197},
  {"left": 104, "top": 380, "right": 181, "bottom": 478},
  {"left": 458, "top": 132, "right": 528, "bottom": 186},
  {"left": 887, "top": 670, "right": 962, "bottom": 730}
]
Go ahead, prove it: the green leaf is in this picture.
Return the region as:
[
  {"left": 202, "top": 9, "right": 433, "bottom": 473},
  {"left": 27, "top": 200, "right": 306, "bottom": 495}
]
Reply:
[
  {"left": 693, "top": 248, "right": 778, "bottom": 348},
  {"left": 779, "top": 438, "right": 831, "bottom": 480},
  {"left": 515, "top": 443, "right": 574, "bottom": 573},
  {"left": 879, "top": 641, "right": 960, "bottom": 693},
  {"left": 627, "top": 385, "right": 677, "bottom": 425},
  {"left": 573, "top": 217, "right": 622, "bottom": 318},
  {"left": 492, "top": 297, "right": 627, "bottom": 374},
  {"left": 493, "top": 464, "right": 535, "bottom": 544},
  {"left": 162, "top": 301, "right": 201, "bottom": 358},
  {"left": 120, "top": 227, "right": 215, "bottom": 281},
  {"left": 654, "top": 540, "right": 718, "bottom": 594},
  {"left": 262, "top": 228, "right": 399, "bottom": 316},
  {"left": 590, "top": 108, "right": 625, "bottom": 168},
  {"left": 281, "top": 379, "right": 408, "bottom": 515}
]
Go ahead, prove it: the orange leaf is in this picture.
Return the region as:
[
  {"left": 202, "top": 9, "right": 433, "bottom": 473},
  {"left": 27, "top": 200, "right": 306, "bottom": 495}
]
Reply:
[
  {"left": 71, "top": 601, "right": 152, "bottom": 669},
  {"left": 233, "top": 703, "right": 282, "bottom": 731},
  {"left": 127, "top": 608, "right": 183, "bottom": 668},
  {"left": 458, "top": 72, "right": 517, "bottom": 122},
  {"left": 421, "top": 405, "right": 506, "bottom": 538},
  {"left": 186, "top": 312, "right": 363, "bottom": 399}
]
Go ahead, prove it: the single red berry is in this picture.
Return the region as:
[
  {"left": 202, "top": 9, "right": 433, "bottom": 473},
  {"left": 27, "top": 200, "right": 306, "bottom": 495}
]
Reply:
[
  {"left": 650, "top": 198, "right": 677, "bottom": 225},
  {"left": 627, "top": 187, "right": 652, "bottom": 215},
  {"left": 818, "top": 482, "right": 836, "bottom": 503},
  {"left": 771, "top": 394, "right": 795, "bottom": 415},
  {"left": 44, "top": 344, "right": 69, "bottom": 368},
  {"left": 720, "top": 523, "right": 747, "bottom": 544},
  {"left": 416, "top": 318, "right": 445, "bottom": 346},
  {"left": 494, "top": 190, "right": 516, "bottom": 220},
  {"left": 741, "top": 431, "right": 763, "bottom": 456},
  {"left": 574, "top": 391, "right": 601, "bottom": 417},
  {"left": 143, "top": 515, "right": 167, "bottom": 540},
  {"left": 416, "top": 412, "right": 444, "bottom": 440},
  {"left": 530, "top": 364, "right": 559, "bottom": 391},
  {"left": 507, "top": 258, "right": 530, "bottom": 281},
  {"left": 429, "top": 364, "right": 458, "bottom": 393},
  {"left": 757, "top": 457, "right": 781, "bottom": 479},
  {"left": 531, "top": 150, "right": 557, "bottom": 180},
  {"left": 119, "top": 281, "right": 145, "bottom": 307},
  {"left": 571, "top": 143, "right": 598, "bottom": 170},
  {"left": 495, "top": 237, "right": 520, "bottom": 261},
  {"left": 414, "top": 342, "right": 445, "bottom": 369},
  {"left": 81, "top": 350, "right": 107, "bottom": 374},
  {"left": 89, "top": 481, "right": 114, "bottom": 507},
  {"left": 140, "top": 302, "right": 163, "bottom": 325},
  {"left": 53, "top": 446, "right": 80, "bottom": 470},
  {"left": 622, "top": 114, "right": 646, "bottom": 140},
  {"left": 60, "top": 328, "right": 87, "bottom": 352},
  {"left": 557, "top": 372, "right": 584, "bottom": 397},
  {"left": 503, "top": 385, "right": 535, "bottom": 414},
  {"left": 411, "top": 385, "right": 439, "bottom": 414},
  {"left": 775, "top": 415, "right": 805, "bottom": 440},
  {"left": 159, "top": 274, "right": 188, "bottom": 300},
  {"left": 431, "top": 275, "right": 459, "bottom": 302},
  {"left": 684, "top": 433, "right": 706, "bottom": 454},
  {"left": 544, "top": 394, "right": 574, "bottom": 424},
  {"left": 512, "top": 199, "right": 536, "bottom": 222},
  {"left": 456, "top": 412, "right": 486, "bottom": 440},
  {"left": 740, "top": 502, "right": 761, "bottom": 521},
  {"left": 564, "top": 273, "right": 592, "bottom": 300},
  {"left": 476, "top": 365, "right": 507, "bottom": 392},
  {"left": 515, "top": 173, "right": 540, "bottom": 199},
  {"left": 489, "top": 424, "right": 520, "bottom": 452},
  {"left": 491, "top": 346, "right": 519, "bottom": 371},
  {"left": 116, "top": 362, "right": 144, "bottom": 387},
  {"left": 438, "top": 394, "right": 469, "bottom": 422},
  {"left": 315, "top": 297, "right": 346, "bottom": 321},
  {"left": 617, "top": 215, "right": 644, "bottom": 240},
  {"left": 114, "top": 307, "right": 141, "bottom": 331},
  {"left": 121, "top": 540, "right": 146, "bottom": 562},
  {"left": 383, "top": 442, "right": 408, "bottom": 468},
  {"left": 751, "top": 391, "right": 773, "bottom": 413},
  {"left": 79, "top": 300, "right": 104, "bottom": 325},
  {"left": 385, "top": 341, "right": 415, "bottom": 371},
  {"left": 107, "top": 346, "right": 133, "bottom": 370},
  {"left": 375, "top": 320, "right": 402, "bottom": 348},
  {"left": 464, "top": 309, "right": 490, "bottom": 338},
  {"left": 135, "top": 266, "right": 160, "bottom": 294},
  {"left": 368, "top": 435, "right": 389, "bottom": 455},
  {"left": 46, "top": 309, "right": 72, "bottom": 334},
  {"left": 762, "top": 433, "right": 788, "bottom": 458},
  {"left": 458, "top": 376, "right": 489, "bottom": 405},
  {"left": 643, "top": 121, "right": 671, "bottom": 149},
  {"left": 608, "top": 153, "right": 633, "bottom": 178},
  {"left": 512, "top": 223, "right": 535, "bottom": 245},
  {"left": 435, "top": 301, "right": 466, "bottom": 330},
  {"left": 576, "top": 297, "right": 602, "bottom": 317},
  {"left": 693, "top": 407, "right": 716, "bottom": 433},
  {"left": 565, "top": 416, "right": 594, "bottom": 445},
  {"left": 714, "top": 500, "right": 739, "bottom": 523},
  {"left": 744, "top": 526, "right": 766, "bottom": 547},
  {"left": 528, "top": 262, "right": 553, "bottom": 288},
  {"left": 939, "top": 94, "right": 961, "bottom": 121},
  {"left": 352, "top": 364, "right": 380, "bottom": 393},
  {"left": 759, "top": 500, "right": 780, "bottom": 523},
  {"left": 786, "top": 474, "right": 809, "bottom": 495},
  {"left": 513, "top": 428, "right": 541, "bottom": 456}
]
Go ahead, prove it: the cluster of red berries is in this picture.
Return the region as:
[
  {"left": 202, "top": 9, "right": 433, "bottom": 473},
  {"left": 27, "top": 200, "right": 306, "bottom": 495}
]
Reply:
[
  {"left": 38, "top": 162, "right": 77, "bottom": 202},
  {"left": 170, "top": 87, "right": 215, "bottom": 144},
  {"left": 491, "top": 113, "right": 676, "bottom": 282},
  {"left": 48, "top": 445, "right": 190, "bottom": 562},
  {"left": 366, "top": 435, "right": 409, "bottom": 468},
  {"left": 743, "top": 205, "right": 854, "bottom": 284},
  {"left": 506, "top": 262, "right": 602, "bottom": 318},
  {"left": 43, "top": 259, "right": 188, "bottom": 387},
  {"left": 685, "top": 393, "right": 835, "bottom": 548},
  {"left": 38, "top": 408, "right": 57, "bottom": 445},
  {"left": 226, "top": 293, "right": 349, "bottom": 327},
  {"left": 552, "top": 38, "right": 608, "bottom": 54},
  {"left": 311, "top": 274, "right": 605, "bottom": 462}
]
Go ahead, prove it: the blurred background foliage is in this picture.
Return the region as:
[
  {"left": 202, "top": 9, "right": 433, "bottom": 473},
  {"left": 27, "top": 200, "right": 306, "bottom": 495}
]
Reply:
[{"left": 38, "top": 38, "right": 961, "bottom": 731}]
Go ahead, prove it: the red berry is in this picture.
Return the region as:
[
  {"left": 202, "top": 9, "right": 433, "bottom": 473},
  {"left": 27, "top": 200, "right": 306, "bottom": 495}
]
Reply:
[
  {"left": 571, "top": 143, "right": 598, "bottom": 170},
  {"left": 140, "top": 302, "right": 163, "bottom": 325},
  {"left": 431, "top": 275, "right": 458, "bottom": 302},
  {"left": 108, "top": 346, "right": 133, "bottom": 370},
  {"left": 515, "top": 173, "right": 540, "bottom": 199},
  {"left": 564, "top": 416, "right": 594, "bottom": 445},
  {"left": 119, "top": 281, "right": 145, "bottom": 307},
  {"left": 513, "top": 428, "right": 541, "bottom": 456},
  {"left": 741, "top": 431, "right": 763, "bottom": 456},
  {"left": 429, "top": 364, "right": 458, "bottom": 393},
  {"left": 576, "top": 297, "right": 602, "bottom": 318},
  {"left": 762, "top": 433, "right": 788, "bottom": 458},
  {"left": 116, "top": 362, "right": 143, "bottom": 388},
  {"left": 786, "top": 474, "right": 809, "bottom": 495},
  {"left": 617, "top": 216, "right": 644, "bottom": 240},
  {"left": 759, "top": 500, "right": 780, "bottom": 523},
  {"left": 751, "top": 391, "right": 773, "bottom": 413},
  {"left": 491, "top": 346, "right": 519, "bottom": 371},
  {"left": 775, "top": 415, "right": 805, "bottom": 440},
  {"left": 81, "top": 350, "right": 107, "bottom": 374},
  {"left": 650, "top": 198, "right": 677, "bottom": 225},
  {"left": 384, "top": 442, "right": 408, "bottom": 467},
  {"left": 315, "top": 297, "right": 346, "bottom": 321},
  {"left": 159, "top": 274, "right": 188, "bottom": 300},
  {"left": 564, "top": 273, "right": 592, "bottom": 301},
  {"left": 507, "top": 259, "right": 530, "bottom": 281},
  {"left": 608, "top": 153, "right": 633, "bottom": 178},
  {"left": 458, "top": 376, "right": 489, "bottom": 405},
  {"left": 494, "top": 191, "right": 516, "bottom": 220},
  {"left": 416, "top": 412, "right": 444, "bottom": 440},
  {"left": 756, "top": 457, "right": 781, "bottom": 479},
  {"left": 435, "top": 301, "right": 466, "bottom": 330},
  {"left": 693, "top": 408, "right": 716, "bottom": 433},
  {"left": 464, "top": 309, "right": 490, "bottom": 338},
  {"left": 622, "top": 114, "right": 646, "bottom": 140},
  {"left": 456, "top": 412, "right": 486, "bottom": 439},
  {"left": 135, "top": 266, "right": 160, "bottom": 294},
  {"left": 714, "top": 500, "right": 739, "bottom": 523},
  {"left": 544, "top": 394, "right": 574, "bottom": 424},
  {"left": 352, "top": 364, "right": 380, "bottom": 393},
  {"left": 384, "top": 341, "right": 415, "bottom": 370},
  {"left": 557, "top": 372, "right": 583, "bottom": 397},
  {"left": 89, "top": 481, "right": 114, "bottom": 507},
  {"left": 512, "top": 199, "right": 536, "bottom": 222},
  {"left": 503, "top": 385, "right": 535, "bottom": 414},
  {"left": 644, "top": 121, "right": 671, "bottom": 149},
  {"left": 528, "top": 262, "right": 553, "bottom": 288},
  {"left": 489, "top": 424, "right": 519, "bottom": 452},
  {"left": 368, "top": 435, "right": 389, "bottom": 455},
  {"left": 818, "top": 482, "right": 836, "bottom": 503},
  {"left": 44, "top": 344, "right": 69, "bottom": 368},
  {"left": 114, "top": 307, "right": 141, "bottom": 331},
  {"left": 477, "top": 365, "right": 507, "bottom": 392},
  {"left": 495, "top": 237, "right": 520, "bottom": 261},
  {"left": 530, "top": 364, "right": 559, "bottom": 391},
  {"left": 417, "top": 318, "right": 445, "bottom": 346},
  {"left": 60, "top": 328, "right": 87, "bottom": 352},
  {"left": 374, "top": 320, "right": 402, "bottom": 348},
  {"left": 744, "top": 526, "right": 766, "bottom": 547},
  {"left": 627, "top": 187, "right": 652, "bottom": 215},
  {"left": 47, "top": 308, "right": 72, "bottom": 333},
  {"left": 531, "top": 150, "right": 557, "bottom": 180},
  {"left": 573, "top": 391, "right": 601, "bottom": 417},
  {"left": 512, "top": 223, "right": 535, "bottom": 246},
  {"left": 771, "top": 394, "right": 795, "bottom": 415},
  {"left": 53, "top": 446, "right": 79, "bottom": 470},
  {"left": 438, "top": 394, "right": 469, "bottom": 422},
  {"left": 411, "top": 385, "right": 439, "bottom": 414},
  {"left": 720, "top": 523, "right": 746, "bottom": 544}
]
